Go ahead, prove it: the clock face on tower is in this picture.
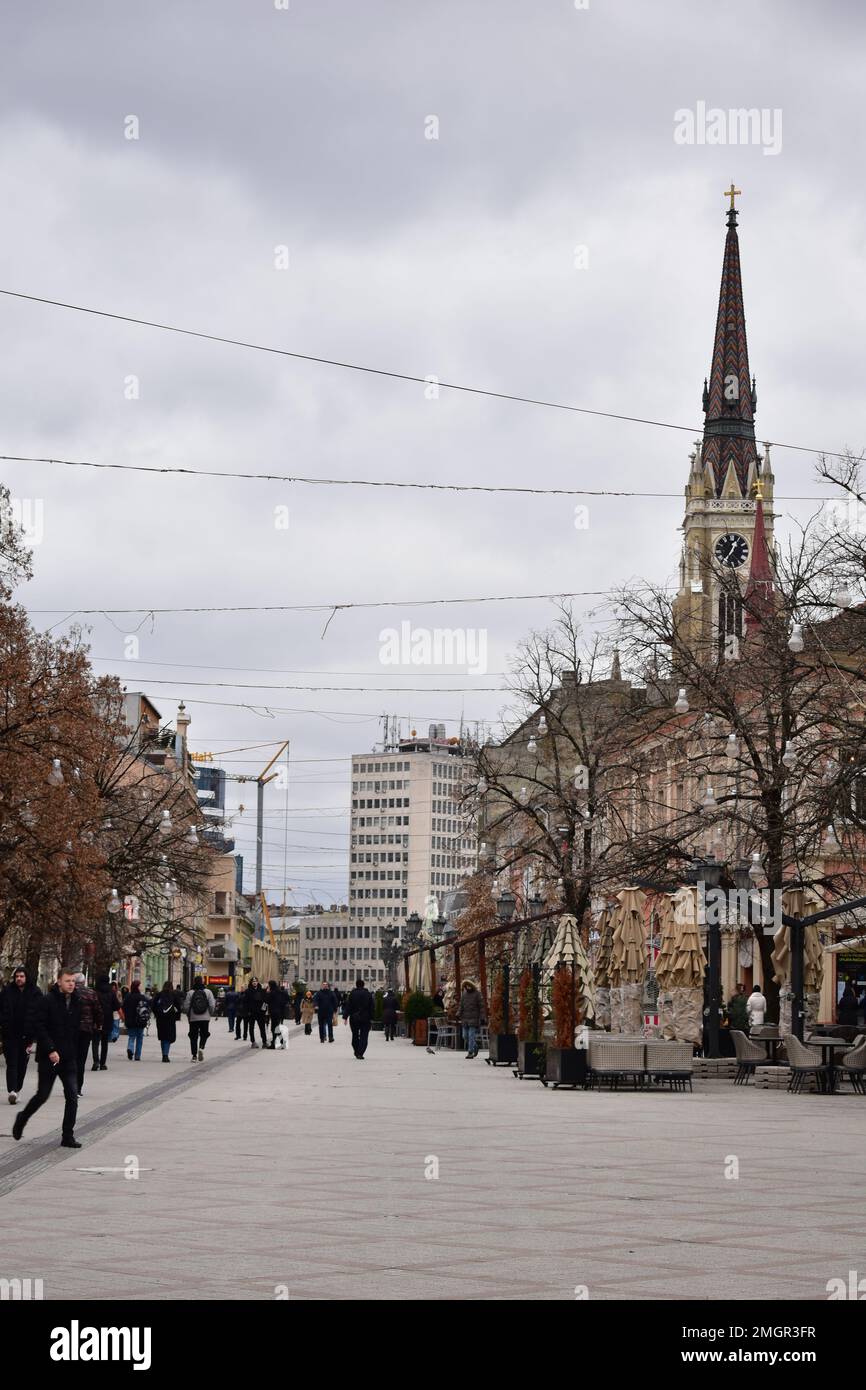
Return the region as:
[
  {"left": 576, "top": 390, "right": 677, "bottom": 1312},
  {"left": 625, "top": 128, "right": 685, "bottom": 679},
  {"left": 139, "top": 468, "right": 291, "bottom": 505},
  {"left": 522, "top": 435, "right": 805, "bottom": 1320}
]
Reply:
[{"left": 714, "top": 532, "right": 749, "bottom": 568}]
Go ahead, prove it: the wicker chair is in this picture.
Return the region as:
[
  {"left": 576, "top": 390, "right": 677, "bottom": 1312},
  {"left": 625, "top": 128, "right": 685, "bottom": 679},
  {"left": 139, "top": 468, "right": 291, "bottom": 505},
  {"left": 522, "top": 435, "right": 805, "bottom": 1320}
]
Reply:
[
  {"left": 730, "top": 1029, "right": 765, "bottom": 1084},
  {"left": 783, "top": 1034, "right": 831, "bottom": 1094},
  {"left": 645, "top": 1040, "right": 693, "bottom": 1092},
  {"left": 837, "top": 1039, "right": 866, "bottom": 1095}
]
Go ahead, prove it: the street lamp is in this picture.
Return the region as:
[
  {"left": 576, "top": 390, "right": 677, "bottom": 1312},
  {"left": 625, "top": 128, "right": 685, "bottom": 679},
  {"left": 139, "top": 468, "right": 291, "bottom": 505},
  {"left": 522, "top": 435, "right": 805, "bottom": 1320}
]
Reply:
[{"left": 496, "top": 889, "right": 517, "bottom": 922}]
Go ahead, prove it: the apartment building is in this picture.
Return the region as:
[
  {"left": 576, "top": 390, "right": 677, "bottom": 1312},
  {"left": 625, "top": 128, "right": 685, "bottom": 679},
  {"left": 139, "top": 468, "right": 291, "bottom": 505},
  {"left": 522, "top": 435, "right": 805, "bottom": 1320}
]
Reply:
[{"left": 348, "top": 726, "right": 477, "bottom": 982}]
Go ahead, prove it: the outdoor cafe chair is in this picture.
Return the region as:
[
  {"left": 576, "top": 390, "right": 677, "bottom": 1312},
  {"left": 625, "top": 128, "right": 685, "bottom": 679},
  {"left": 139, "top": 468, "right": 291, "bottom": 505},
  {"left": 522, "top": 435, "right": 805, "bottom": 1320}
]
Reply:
[
  {"left": 433, "top": 1017, "right": 459, "bottom": 1051},
  {"left": 836, "top": 1038, "right": 866, "bottom": 1095},
  {"left": 644, "top": 1040, "right": 693, "bottom": 1092},
  {"left": 730, "top": 1029, "right": 765, "bottom": 1084},
  {"left": 784, "top": 1034, "right": 832, "bottom": 1094}
]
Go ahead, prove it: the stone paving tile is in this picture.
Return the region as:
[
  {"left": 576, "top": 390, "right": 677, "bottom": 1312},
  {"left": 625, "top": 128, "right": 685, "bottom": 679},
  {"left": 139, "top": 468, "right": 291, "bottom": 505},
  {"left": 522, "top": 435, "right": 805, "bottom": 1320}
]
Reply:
[{"left": 1, "top": 1027, "right": 863, "bottom": 1300}]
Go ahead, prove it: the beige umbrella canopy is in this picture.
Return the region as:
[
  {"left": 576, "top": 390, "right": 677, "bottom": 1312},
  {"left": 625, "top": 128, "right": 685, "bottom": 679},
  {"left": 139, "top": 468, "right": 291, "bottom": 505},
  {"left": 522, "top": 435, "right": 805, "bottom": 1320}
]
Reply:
[
  {"left": 773, "top": 889, "right": 824, "bottom": 992},
  {"left": 542, "top": 914, "right": 598, "bottom": 1022},
  {"left": 653, "top": 895, "right": 678, "bottom": 990},
  {"left": 670, "top": 886, "right": 706, "bottom": 987},
  {"left": 610, "top": 887, "right": 647, "bottom": 984},
  {"left": 594, "top": 907, "right": 613, "bottom": 988},
  {"left": 408, "top": 942, "right": 433, "bottom": 994}
]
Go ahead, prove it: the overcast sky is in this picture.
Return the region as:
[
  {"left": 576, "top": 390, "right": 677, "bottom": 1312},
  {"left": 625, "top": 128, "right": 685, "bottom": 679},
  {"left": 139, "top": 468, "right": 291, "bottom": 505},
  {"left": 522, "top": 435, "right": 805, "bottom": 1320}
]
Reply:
[{"left": 1, "top": 0, "right": 863, "bottom": 904}]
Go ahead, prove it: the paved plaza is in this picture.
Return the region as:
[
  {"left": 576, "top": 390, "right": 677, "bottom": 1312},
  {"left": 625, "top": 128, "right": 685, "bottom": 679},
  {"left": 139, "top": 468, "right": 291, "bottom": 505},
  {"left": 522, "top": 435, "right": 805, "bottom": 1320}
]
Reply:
[{"left": 0, "top": 1024, "right": 862, "bottom": 1301}]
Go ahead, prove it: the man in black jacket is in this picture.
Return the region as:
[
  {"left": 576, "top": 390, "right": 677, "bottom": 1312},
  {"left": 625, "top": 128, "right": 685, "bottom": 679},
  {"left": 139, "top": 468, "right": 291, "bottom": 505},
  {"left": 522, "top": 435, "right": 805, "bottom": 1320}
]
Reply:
[
  {"left": 346, "top": 976, "right": 375, "bottom": 1060},
  {"left": 13, "top": 966, "right": 83, "bottom": 1148},
  {"left": 315, "top": 980, "right": 337, "bottom": 1044},
  {"left": 0, "top": 966, "right": 40, "bottom": 1103},
  {"left": 244, "top": 978, "right": 268, "bottom": 1049}
]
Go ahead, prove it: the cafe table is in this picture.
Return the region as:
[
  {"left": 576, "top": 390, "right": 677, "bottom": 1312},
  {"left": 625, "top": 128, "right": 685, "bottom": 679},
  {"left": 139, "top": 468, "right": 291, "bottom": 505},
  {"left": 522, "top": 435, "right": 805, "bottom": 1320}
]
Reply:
[{"left": 805, "top": 1037, "right": 852, "bottom": 1093}]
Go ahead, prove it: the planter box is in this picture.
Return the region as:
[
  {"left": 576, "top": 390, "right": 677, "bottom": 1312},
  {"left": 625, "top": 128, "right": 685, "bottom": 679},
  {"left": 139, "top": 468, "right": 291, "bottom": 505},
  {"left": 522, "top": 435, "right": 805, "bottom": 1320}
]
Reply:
[
  {"left": 486, "top": 1032, "right": 518, "bottom": 1066},
  {"left": 542, "top": 1046, "right": 588, "bottom": 1089},
  {"left": 411, "top": 1018, "right": 429, "bottom": 1046},
  {"left": 515, "top": 1040, "right": 546, "bottom": 1078}
]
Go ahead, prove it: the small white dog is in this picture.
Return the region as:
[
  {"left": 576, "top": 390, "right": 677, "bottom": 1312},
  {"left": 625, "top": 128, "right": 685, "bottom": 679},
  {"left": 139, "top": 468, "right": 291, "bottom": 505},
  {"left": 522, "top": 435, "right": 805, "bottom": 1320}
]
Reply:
[{"left": 275, "top": 1023, "right": 289, "bottom": 1049}]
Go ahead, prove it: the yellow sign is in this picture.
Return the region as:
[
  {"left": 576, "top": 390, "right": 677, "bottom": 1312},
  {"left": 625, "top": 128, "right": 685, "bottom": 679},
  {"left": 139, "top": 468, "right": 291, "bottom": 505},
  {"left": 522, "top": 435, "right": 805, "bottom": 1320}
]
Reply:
[{"left": 190, "top": 752, "right": 214, "bottom": 762}]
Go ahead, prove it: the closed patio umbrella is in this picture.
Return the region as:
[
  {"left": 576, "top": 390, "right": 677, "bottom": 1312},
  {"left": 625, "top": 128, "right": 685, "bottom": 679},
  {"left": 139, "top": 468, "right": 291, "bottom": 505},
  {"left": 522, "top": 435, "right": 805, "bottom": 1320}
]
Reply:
[
  {"left": 668, "top": 886, "right": 704, "bottom": 1046},
  {"left": 774, "top": 888, "right": 824, "bottom": 1031},
  {"left": 593, "top": 906, "right": 613, "bottom": 1029},
  {"left": 653, "top": 895, "right": 678, "bottom": 1040},
  {"left": 609, "top": 887, "right": 647, "bottom": 1032},
  {"left": 542, "top": 914, "right": 597, "bottom": 1025}
]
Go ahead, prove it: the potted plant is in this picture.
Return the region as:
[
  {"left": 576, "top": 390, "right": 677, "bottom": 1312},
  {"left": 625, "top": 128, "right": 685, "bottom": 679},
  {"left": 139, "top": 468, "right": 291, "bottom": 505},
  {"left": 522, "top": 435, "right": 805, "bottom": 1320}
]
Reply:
[
  {"left": 404, "top": 990, "right": 434, "bottom": 1045},
  {"left": 485, "top": 961, "right": 517, "bottom": 1066},
  {"left": 515, "top": 966, "right": 546, "bottom": 1079},
  {"left": 542, "top": 964, "right": 588, "bottom": 1088}
]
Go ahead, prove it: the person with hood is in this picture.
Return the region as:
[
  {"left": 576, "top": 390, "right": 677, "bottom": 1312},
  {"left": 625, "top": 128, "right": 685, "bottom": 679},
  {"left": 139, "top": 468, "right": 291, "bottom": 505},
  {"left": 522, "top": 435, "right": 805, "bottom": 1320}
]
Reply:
[
  {"left": 153, "top": 982, "right": 180, "bottom": 1062},
  {"left": 123, "top": 981, "right": 150, "bottom": 1060},
  {"left": 182, "top": 976, "right": 216, "bottom": 1061},
  {"left": 381, "top": 988, "right": 399, "bottom": 1042},
  {"left": 314, "top": 980, "right": 337, "bottom": 1044},
  {"left": 0, "top": 966, "right": 40, "bottom": 1103},
  {"left": 12, "top": 965, "right": 82, "bottom": 1148},
  {"left": 244, "top": 977, "right": 268, "bottom": 1049},
  {"left": 74, "top": 973, "right": 104, "bottom": 1096},
  {"left": 266, "top": 981, "right": 288, "bottom": 1049},
  {"left": 457, "top": 980, "right": 484, "bottom": 1059},
  {"left": 347, "top": 976, "right": 375, "bottom": 1059},
  {"left": 746, "top": 984, "right": 767, "bottom": 1031},
  {"left": 300, "top": 990, "right": 316, "bottom": 1035},
  {"left": 92, "top": 975, "right": 119, "bottom": 1070}
]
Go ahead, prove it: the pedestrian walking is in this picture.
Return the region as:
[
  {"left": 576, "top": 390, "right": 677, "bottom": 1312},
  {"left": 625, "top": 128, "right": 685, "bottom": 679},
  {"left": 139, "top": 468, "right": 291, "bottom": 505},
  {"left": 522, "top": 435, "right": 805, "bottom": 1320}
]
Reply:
[
  {"left": 123, "top": 981, "right": 151, "bottom": 1061},
  {"left": 154, "top": 983, "right": 180, "bottom": 1062},
  {"left": 224, "top": 986, "right": 238, "bottom": 1033},
  {"left": 347, "top": 976, "right": 375, "bottom": 1059},
  {"left": 0, "top": 966, "right": 40, "bottom": 1103},
  {"left": 746, "top": 984, "right": 767, "bottom": 1030},
  {"left": 244, "top": 977, "right": 268, "bottom": 1049},
  {"left": 315, "top": 980, "right": 337, "bottom": 1044},
  {"left": 12, "top": 965, "right": 83, "bottom": 1149},
  {"left": 235, "top": 986, "right": 248, "bottom": 1040},
  {"left": 73, "top": 974, "right": 104, "bottom": 1095},
  {"left": 457, "top": 980, "right": 484, "bottom": 1059},
  {"left": 381, "top": 988, "right": 399, "bottom": 1042},
  {"left": 92, "top": 976, "right": 118, "bottom": 1071},
  {"left": 292, "top": 988, "right": 303, "bottom": 1026},
  {"left": 300, "top": 990, "right": 315, "bottom": 1035},
  {"left": 183, "top": 976, "right": 216, "bottom": 1061},
  {"left": 173, "top": 984, "right": 185, "bottom": 1014},
  {"left": 266, "top": 981, "right": 288, "bottom": 1049}
]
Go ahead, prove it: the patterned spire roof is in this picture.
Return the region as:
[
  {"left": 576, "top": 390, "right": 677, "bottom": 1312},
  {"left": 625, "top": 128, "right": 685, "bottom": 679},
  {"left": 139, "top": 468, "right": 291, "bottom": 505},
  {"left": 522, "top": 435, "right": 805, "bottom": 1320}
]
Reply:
[
  {"left": 701, "top": 197, "right": 758, "bottom": 497},
  {"left": 744, "top": 493, "right": 773, "bottom": 631}
]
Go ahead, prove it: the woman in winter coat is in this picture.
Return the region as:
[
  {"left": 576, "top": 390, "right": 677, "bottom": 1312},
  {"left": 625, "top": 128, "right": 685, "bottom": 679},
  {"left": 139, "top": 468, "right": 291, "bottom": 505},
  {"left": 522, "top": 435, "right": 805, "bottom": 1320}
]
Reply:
[
  {"left": 153, "top": 983, "right": 179, "bottom": 1062},
  {"left": 300, "top": 991, "right": 316, "bottom": 1035},
  {"left": 92, "top": 975, "right": 119, "bottom": 1071},
  {"left": 457, "top": 980, "right": 484, "bottom": 1059}
]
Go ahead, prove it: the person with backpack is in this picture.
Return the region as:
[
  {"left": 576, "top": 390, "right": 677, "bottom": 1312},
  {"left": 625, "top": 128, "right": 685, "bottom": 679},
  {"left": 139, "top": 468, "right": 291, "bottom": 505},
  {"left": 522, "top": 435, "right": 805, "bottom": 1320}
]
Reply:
[
  {"left": 154, "top": 982, "right": 180, "bottom": 1062},
  {"left": 183, "top": 976, "right": 216, "bottom": 1061},
  {"left": 244, "top": 977, "right": 268, "bottom": 1049},
  {"left": 123, "top": 981, "right": 150, "bottom": 1061}
]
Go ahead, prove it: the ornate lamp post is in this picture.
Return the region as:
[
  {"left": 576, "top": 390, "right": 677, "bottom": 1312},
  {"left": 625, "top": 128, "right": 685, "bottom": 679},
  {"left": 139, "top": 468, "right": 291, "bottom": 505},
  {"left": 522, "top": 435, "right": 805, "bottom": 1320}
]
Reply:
[{"left": 379, "top": 923, "right": 399, "bottom": 990}]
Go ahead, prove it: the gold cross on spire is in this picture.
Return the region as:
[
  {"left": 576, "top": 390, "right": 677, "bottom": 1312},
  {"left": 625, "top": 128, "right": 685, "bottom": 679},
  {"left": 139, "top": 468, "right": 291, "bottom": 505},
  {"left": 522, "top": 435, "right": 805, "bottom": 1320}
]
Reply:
[{"left": 724, "top": 183, "right": 742, "bottom": 212}]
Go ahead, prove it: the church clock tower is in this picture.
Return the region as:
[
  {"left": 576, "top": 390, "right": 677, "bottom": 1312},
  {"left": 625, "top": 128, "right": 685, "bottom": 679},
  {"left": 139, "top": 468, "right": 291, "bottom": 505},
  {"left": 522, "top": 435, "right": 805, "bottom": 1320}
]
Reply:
[{"left": 673, "top": 187, "right": 775, "bottom": 658}]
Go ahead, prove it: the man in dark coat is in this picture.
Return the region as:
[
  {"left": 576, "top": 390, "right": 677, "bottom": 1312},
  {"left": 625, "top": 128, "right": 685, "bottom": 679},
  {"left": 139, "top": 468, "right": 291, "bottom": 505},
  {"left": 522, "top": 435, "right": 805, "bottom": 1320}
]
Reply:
[
  {"left": 92, "top": 975, "right": 119, "bottom": 1070},
  {"left": 266, "top": 981, "right": 288, "bottom": 1049},
  {"left": 292, "top": 987, "right": 302, "bottom": 1026},
  {"left": 244, "top": 978, "right": 268, "bottom": 1049},
  {"left": 0, "top": 966, "right": 41, "bottom": 1103},
  {"left": 224, "top": 987, "right": 238, "bottom": 1034},
  {"left": 346, "top": 976, "right": 375, "bottom": 1060},
  {"left": 13, "top": 966, "right": 83, "bottom": 1148},
  {"left": 74, "top": 973, "right": 104, "bottom": 1096},
  {"left": 314, "top": 980, "right": 337, "bottom": 1044}
]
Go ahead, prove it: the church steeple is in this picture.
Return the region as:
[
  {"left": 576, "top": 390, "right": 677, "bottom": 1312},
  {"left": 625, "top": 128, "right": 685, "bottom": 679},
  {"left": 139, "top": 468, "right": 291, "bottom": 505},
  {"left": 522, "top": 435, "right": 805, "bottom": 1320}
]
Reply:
[{"left": 701, "top": 186, "right": 759, "bottom": 498}]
